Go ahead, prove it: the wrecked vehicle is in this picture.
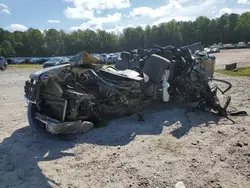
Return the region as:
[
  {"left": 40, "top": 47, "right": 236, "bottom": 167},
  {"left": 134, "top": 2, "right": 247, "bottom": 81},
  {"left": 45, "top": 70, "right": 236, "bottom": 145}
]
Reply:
[{"left": 24, "top": 46, "right": 233, "bottom": 137}]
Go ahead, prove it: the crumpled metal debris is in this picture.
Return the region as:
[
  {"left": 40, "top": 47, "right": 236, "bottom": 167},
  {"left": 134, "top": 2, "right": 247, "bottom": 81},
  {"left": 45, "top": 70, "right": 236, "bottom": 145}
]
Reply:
[{"left": 24, "top": 43, "right": 245, "bottom": 136}]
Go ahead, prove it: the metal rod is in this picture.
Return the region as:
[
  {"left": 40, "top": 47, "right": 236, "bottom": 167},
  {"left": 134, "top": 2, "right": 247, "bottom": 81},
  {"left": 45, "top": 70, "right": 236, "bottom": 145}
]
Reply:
[{"left": 62, "top": 100, "right": 68, "bottom": 122}]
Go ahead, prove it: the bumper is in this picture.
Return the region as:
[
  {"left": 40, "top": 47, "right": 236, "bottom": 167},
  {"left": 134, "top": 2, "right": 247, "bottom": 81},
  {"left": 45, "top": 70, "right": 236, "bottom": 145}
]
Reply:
[{"left": 35, "top": 113, "right": 94, "bottom": 135}]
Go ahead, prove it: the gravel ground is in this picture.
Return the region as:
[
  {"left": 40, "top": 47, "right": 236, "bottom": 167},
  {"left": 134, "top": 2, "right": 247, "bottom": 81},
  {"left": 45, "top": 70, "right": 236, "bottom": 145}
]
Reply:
[
  {"left": 0, "top": 64, "right": 250, "bottom": 188},
  {"left": 213, "top": 49, "right": 250, "bottom": 69}
]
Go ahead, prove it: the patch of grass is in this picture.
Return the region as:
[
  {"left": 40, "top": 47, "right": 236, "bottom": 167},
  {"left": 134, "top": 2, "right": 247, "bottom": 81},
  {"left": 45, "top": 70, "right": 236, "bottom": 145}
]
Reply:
[
  {"left": 216, "top": 67, "right": 250, "bottom": 76},
  {"left": 8, "top": 64, "right": 114, "bottom": 69},
  {"left": 8, "top": 64, "right": 43, "bottom": 69},
  {"left": 104, "top": 64, "right": 115, "bottom": 67}
]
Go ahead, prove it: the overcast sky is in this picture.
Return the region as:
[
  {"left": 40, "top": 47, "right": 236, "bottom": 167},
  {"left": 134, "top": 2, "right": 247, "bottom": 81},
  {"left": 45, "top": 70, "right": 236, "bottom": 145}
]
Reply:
[{"left": 0, "top": 0, "right": 250, "bottom": 33}]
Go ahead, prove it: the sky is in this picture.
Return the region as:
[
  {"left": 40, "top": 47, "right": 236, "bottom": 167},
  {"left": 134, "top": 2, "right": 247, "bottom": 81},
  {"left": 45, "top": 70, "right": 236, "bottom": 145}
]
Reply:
[{"left": 0, "top": 0, "right": 250, "bottom": 34}]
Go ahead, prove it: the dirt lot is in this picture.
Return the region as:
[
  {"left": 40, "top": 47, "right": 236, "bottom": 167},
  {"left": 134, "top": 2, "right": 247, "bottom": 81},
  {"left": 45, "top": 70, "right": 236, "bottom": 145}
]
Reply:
[
  {"left": 213, "top": 49, "right": 250, "bottom": 69},
  {"left": 0, "top": 53, "right": 250, "bottom": 188}
]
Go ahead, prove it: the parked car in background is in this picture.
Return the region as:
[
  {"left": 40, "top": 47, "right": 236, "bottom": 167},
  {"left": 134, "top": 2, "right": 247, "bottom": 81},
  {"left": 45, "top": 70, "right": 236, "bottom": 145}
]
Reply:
[
  {"left": 204, "top": 47, "right": 220, "bottom": 54},
  {"left": 29, "top": 58, "right": 40, "bottom": 64},
  {"left": 237, "top": 42, "right": 247, "bottom": 48},
  {"left": 217, "top": 43, "right": 225, "bottom": 49},
  {"left": 10, "top": 58, "right": 26, "bottom": 64},
  {"left": 106, "top": 54, "right": 119, "bottom": 64},
  {"left": 248, "top": 42, "right": 250, "bottom": 48},
  {"left": 43, "top": 57, "right": 70, "bottom": 68},
  {"left": 204, "top": 47, "right": 212, "bottom": 54},
  {"left": 211, "top": 47, "right": 220, "bottom": 53},
  {"left": 223, "top": 44, "right": 236, "bottom": 49},
  {"left": 107, "top": 56, "right": 114, "bottom": 64},
  {"left": 0, "top": 56, "right": 8, "bottom": 70}
]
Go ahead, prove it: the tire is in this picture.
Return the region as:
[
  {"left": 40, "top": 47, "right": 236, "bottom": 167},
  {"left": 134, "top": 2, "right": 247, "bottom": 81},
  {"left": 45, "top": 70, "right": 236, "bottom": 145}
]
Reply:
[{"left": 27, "top": 103, "right": 52, "bottom": 138}]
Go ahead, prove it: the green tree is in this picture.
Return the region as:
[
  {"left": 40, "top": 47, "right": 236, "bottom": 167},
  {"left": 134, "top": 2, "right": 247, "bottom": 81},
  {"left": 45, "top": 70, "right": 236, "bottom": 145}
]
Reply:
[
  {"left": 179, "top": 21, "right": 196, "bottom": 45},
  {"left": 43, "top": 29, "right": 61, "bottom": 56},
  {"left": 26, "top": 28, "right": 45, "bottom": 56},
  {"left": 195, "top": 16, "right": 210, "bottom": 45},
  {"left": 207, "top": 19, "right": 217, "bottom": 45},
  {"left": 1, "top": 40, "right": 16, "bottom": 57},
  {"left": 0, "top": 11, "right": 249, "bottom": 57},
  {"left": 144, "top": 25, "right": 152, "bottom": 48},
  {"left": 226, "top": 13, "right": 239, "bottom": 43},
  {"left": 0, "top": 45, "right": 4, "bottom": 56},
  {"left": 235, "top": 12, "right": 250, "bottom": 42}
]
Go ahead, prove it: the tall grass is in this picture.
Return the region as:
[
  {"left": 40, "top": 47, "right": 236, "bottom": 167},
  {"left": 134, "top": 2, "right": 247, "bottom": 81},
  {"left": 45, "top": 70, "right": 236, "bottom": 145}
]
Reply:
[{"left": 8, "top": 64, "right": 43, "bottom": 69}]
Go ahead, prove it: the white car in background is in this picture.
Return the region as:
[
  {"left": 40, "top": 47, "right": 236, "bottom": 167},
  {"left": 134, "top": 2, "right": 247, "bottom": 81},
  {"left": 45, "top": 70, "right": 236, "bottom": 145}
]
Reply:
[
  {"left": 211, "top": 47, "right": 220, "bottom": 53},
  {"left": 204, "top": 47, "right": 220, "bottom": 54}
]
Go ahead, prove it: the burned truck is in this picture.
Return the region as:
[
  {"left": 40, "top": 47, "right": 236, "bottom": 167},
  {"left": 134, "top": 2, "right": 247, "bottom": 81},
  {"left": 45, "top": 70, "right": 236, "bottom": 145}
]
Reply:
[{"left": 24, "top": 46, "right": 232, "bottom": 137}]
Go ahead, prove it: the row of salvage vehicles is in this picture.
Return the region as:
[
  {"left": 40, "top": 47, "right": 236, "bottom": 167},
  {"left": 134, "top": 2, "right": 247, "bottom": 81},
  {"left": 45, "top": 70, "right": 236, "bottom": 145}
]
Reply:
[{"left": 24, "top": 45, "right": 233, "bottom": 138}]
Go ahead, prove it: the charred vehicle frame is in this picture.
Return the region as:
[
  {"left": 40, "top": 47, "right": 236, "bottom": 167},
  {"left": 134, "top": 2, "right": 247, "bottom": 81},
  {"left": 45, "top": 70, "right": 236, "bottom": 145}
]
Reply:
[{"left": 24, "top": 46, "right": 234, "bottom": 137}]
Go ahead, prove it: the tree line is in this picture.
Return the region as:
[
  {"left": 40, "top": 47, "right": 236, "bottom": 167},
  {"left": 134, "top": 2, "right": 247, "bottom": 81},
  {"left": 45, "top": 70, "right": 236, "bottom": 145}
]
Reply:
[{"left": 0, "top": 12, "right": 250, "bottom": 57}]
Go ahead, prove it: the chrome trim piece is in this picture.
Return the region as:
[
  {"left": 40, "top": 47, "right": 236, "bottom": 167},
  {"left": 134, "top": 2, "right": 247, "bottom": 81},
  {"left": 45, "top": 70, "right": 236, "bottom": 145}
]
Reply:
[{"left": 34, "top": 113, "right": 59, "bottom": 127}]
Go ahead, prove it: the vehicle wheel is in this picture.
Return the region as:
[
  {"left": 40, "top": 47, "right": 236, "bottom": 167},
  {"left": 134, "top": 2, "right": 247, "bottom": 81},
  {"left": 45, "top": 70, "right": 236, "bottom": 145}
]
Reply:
[{"left": 27, "top": 103, "right": 52, "bottom": 138}]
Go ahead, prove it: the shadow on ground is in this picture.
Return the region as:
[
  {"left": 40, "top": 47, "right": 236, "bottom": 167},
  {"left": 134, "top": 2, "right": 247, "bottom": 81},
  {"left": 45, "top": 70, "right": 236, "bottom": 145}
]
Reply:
[
  {"left": 0, "top": 127, "right": 67, "bottom": 188},
  {"left": 78, "top": 106, "right": 220, "bottom": 146},
  {"left": 0, "top": 106, "right": 220, "bottom": 187}
]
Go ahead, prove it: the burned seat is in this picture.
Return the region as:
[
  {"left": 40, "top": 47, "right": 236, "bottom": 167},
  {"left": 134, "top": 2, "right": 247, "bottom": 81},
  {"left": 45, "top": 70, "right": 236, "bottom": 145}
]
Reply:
[
  {"left": 163, "top": 49, "right": 174, "bottom": 61},
  {"left": 148, "top": 48, "right": 162, "bottom": 56},
  {"left": 162, "top": 49, "right": 175, "bottom": 82},
  {"left": 115, "top": 51, "right": 131, "bottom": 70},
  {"left": 100, "top": 54, "right": 171, "bottom": 85},
  {"left": 142, "top": 54, "right": 170, "bottom": 84},
  {"left": 130, "top": 54, "right": 140, "bottom": 69},
  {"left": 137, "top": 48, "right": 146, "bottom": 58}
]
